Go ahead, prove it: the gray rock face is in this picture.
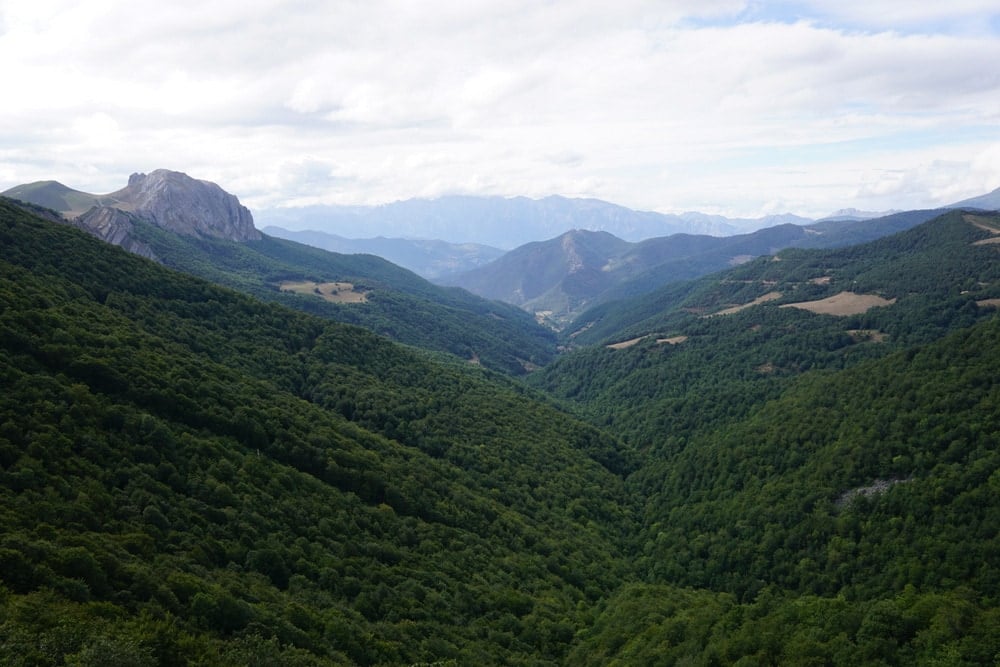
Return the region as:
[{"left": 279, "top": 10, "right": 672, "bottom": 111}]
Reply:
[
  {"left": 111, "top": 169, "right": 261, "bottom": 241},
  {"left": 74, "top": 206, "right": 157, "bottom": 261}
]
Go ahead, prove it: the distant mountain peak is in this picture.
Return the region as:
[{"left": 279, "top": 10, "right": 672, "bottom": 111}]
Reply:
[
  {"left": 948, "top": 186, "right": 1000, "bottom": 211},
  {"left": 818, "top": 207, "right": 901, "bottom": 221},
  {"left": 2, "top": 169, "right": 261, "bottom": 244},
  {"left": 111, "top": 169, "right": 261, "bottom": 242}
]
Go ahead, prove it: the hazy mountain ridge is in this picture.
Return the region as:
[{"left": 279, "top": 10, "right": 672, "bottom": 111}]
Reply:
[
  {"left": 947, "top": 185, "right": 1000, "bottom": 210},
  {"left": 261, "top": 226, "right": 504, "bottom": 279},
  {"left": 254, "top": 195, "right": 812, "bottom": 248}
]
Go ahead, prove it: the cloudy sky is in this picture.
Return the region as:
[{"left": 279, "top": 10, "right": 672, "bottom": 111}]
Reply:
[{"left": 2, "top": 1, "right": 999, "bottom": 218}]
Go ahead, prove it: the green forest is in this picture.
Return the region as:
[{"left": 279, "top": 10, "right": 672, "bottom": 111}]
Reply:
[
  {"left": 3, "top": 198, "right": 1000, "bottom": 664},
  {"left": 127, "top": 214, "right": 556, "bottom": 375}
]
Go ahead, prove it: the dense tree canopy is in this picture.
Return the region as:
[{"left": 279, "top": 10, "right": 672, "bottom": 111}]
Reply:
[
  {"left": 119, "top": 211, "right": 557, "bottom": 374},
  {"left": 3, "top": 201, "right": 1000, "bottom": 664},
  {"left": 0, "top": 199, "right": 633, "bottom": 664}
]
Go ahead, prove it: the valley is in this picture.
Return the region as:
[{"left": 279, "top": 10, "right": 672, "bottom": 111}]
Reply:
[
  {"left": 2, "top": 177, "right": 1000, "bottom": 665},
  {"left": 437, "top": 210, "right": 949, "bottom": 328}
]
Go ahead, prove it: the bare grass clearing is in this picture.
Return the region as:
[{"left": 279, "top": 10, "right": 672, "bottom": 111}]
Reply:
[
  {"left": 607, "top": 336, "right": 646, "bottom": 350},
  {"left": 278, "top": 280, "right": 368, "bottom": 304},
  {"left": 781, "top": 291, "right": 894, "bottom": 316},
  {"left": 965, "top": 214, "right": 1000, "bottom": 234},
  {"left": 709, "top": 291, "right": 782, "bottom": 317},
  {"left": 657, "top": 335, "right": 688, "bottom": 345}
]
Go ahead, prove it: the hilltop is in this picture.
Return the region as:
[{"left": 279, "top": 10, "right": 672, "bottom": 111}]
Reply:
[{"left": 3, "top": 170, "right": 260, "bottom": 242}]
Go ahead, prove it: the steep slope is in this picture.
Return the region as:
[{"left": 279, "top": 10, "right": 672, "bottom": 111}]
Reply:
[
  {"left": 105, "top": 170, "right": 261, "bottom": 241},
  {"left": 0, "top": 199, "right": 634, "bottom": 664},
  {"left": 948, "top": 185, "right": 1000, "bottom": 210},
  {"left": 129, "top": 220, "right": 555, "bottom": 373},
  {"left": 542, "top": 212, "right": 1000, "bottom": 663},
  {"left": 439, "top": 227, "right": 804, "bottom": 328},
  {"left": 3, "top": 171, "right": 557, "bottom": 373},
  {"left": 5, "top": 198, "right": 1000, "bottom": 665},
  {"left": 3, "top": 170, "right": 260, "bottom": 241},
  {"left": 72, "top": 205, "right": 158, "bottom": 260},
  {"left": 535, "top": 210, "right": 1000, "bottom": 452},
  {"left": 437, "top": 230, "right": 633, "bottom": 328},
  {"left": 564, "top": 209, "right": 962, "bottom": 346}
]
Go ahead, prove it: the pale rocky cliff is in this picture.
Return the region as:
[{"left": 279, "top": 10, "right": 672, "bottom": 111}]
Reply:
[
  {"left": 108, "top": 169, "right": 261, "bottom": 242},
  {"left": 73, "top": 206, "right": 157, "bottom": 261}
]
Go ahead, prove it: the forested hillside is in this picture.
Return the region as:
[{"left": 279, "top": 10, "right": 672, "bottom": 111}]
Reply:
[
  {"left": 104, "top": 215, "right": 557, "bottom": 375},
  {"left": 564, "top": 209, "right": 981, "bottom": 348},
  {"left": 537, "top": 211, "right": 1000, "bottom": 454},
  {"left": 4, "top": 200, "right": 1000, "bottom": 665},
  {"left": 568, "top": 314, "right": 1000, "bottom": 665},
  {"left": 0, "top": 189, "right": 556, "bottom": 375},
  {"left": 532, "top": 210, "right": 1000, "bottom": 663},
  {"left": 0, "top": 199, "right": 633, "bottom": 664}
]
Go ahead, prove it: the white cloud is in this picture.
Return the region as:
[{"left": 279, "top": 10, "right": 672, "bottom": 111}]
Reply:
[{"left": 1, "top": 0, "right": 998, "bottom": 218}]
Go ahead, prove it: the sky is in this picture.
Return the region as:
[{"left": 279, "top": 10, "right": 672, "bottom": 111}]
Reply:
[{"left": 2, "top": 0, "right": 999, "bottom": 219}]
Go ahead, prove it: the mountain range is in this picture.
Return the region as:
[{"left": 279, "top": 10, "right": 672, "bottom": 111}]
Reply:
[
  {"left": 3, "top": 170, "right": 1000, "bottom": 664},
  {"left": 253, "top": 190, "right": 997, "bottom": 326},
  {"left": 253, "top": 195, "right": 814, "bottom": 248},
  {"left": 254, "top": 190, "right": 997, "bottom": 250},
  {"left": 439, "top": 209, "right": 944, "bottom": 328}
]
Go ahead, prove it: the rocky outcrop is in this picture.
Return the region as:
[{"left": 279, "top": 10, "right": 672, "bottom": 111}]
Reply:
[
  {"left": 109, "top": 169, "right": 261, "bottom": 242},
  {"left": 73, "top": 206, "right": 157, "bottom": 261}
]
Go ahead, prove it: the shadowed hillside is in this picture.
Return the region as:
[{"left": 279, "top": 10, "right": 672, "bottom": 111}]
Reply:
[{"left": 0, "top": 198, "right": 634, "bottom": 664}]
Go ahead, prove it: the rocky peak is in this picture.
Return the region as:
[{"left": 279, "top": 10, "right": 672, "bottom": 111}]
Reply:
[{"left": 111, "top": 169, "right": 261, "bottom": 242}]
